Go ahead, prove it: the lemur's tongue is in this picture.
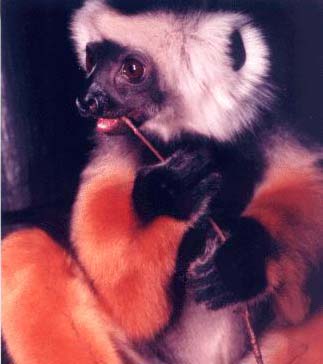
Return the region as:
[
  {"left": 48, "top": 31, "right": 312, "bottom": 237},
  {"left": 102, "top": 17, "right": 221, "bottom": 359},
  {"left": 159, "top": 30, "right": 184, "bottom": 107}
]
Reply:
[{"left": 96, "top": 117, "right": 127, "bottom": 134}]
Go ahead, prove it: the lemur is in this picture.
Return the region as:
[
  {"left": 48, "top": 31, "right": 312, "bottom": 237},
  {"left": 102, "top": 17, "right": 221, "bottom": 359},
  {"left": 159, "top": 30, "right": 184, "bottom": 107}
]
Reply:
[{"left": 2, "top": 1, "right": 323, "bottom": 364}]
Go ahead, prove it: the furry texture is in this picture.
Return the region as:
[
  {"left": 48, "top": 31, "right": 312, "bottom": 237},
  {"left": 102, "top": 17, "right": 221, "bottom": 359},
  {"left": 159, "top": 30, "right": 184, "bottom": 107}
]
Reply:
[
  {"left": 71, "top": 162, "right": 187, "bottom": 340},
  {"left": 71, "top": 0, "right": 272, "bottom": 141},
  {"left": 244, "top": 134, "right": 323, "bottom": 323},
  {"left": 2, "top": 229, "right": 323, "bottom": 364},
  {"left": 2, "top": 1, "right": 323, "bottom": 364},
  {"left": 2, "top": 229, "right": 124, "bottom": 364}
]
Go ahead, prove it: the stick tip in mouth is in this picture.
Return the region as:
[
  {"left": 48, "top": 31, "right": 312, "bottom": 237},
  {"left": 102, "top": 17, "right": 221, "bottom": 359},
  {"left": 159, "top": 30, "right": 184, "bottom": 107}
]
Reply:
[{"left": 96, "top": 117, "right": 127, "bottom": 134}]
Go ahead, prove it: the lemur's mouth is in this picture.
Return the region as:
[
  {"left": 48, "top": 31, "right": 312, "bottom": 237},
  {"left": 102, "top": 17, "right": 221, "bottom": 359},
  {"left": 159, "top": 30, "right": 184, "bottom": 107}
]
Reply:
[
  {"left": 96, "top": 117, "right": 127, "bottom": 134},
  {"left": 96, "top": 110, "right": 144, "bottom": 135}
]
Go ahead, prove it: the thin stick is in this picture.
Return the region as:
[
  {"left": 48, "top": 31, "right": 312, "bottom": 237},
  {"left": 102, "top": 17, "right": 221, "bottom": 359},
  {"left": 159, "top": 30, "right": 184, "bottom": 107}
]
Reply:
[
  {"left": 122, "top": 116, "right": 264, "bottom": 364},
  {"left": 243, "top": 303, "right": 265, "bottom": 364},
  {"left": 121, "top": 117, "right": 165, "bottom": 162}
]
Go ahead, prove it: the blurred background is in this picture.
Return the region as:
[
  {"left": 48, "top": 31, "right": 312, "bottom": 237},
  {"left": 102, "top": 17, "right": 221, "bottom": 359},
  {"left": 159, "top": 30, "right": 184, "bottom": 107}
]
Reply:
[
  {"left": 1, "top": 0, "right": 323, "bottom": 362},
  {"left": 2, "top": 0, "right": 92, "bottom": 240}
]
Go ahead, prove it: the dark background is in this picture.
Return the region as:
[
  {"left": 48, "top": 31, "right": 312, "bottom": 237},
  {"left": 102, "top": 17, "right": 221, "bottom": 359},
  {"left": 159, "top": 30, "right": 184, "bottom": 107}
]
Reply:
[
  {"left": 1, "top": 0, "right": 323, "bottom": 360},
  {"left": 2, "top": 0, "right": 91, "bottom": 240}
]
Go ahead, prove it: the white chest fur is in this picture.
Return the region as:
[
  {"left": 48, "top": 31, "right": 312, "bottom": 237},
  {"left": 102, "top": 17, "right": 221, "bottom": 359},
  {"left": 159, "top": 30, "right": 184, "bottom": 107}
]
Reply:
[{"left": 159, "top": 296, "right": 247, "bottom": 364}]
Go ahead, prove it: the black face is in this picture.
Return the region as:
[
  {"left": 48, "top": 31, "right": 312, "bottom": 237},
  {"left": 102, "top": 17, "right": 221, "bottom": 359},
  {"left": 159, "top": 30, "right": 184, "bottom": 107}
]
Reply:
[{"left": 76, "top": 40, "right": 164, "bottom": 133}]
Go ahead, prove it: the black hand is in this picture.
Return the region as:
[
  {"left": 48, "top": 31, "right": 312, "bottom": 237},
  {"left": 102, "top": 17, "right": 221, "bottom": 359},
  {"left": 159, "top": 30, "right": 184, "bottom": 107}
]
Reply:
[
  {"left": 132, "top": 148, "right": 222, "bottom": 222},
  {"left": 189, "top": 217, "right": 276, "bottom": 310}
]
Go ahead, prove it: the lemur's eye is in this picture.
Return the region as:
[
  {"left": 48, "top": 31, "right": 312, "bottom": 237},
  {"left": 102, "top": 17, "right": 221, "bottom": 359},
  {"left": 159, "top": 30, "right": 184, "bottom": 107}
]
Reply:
[
  {"left": 121, "top": 58, "right": 145, "bottom": 83},
  {"left": 85, "top": 46, "right": 96, "bottom": 74}
]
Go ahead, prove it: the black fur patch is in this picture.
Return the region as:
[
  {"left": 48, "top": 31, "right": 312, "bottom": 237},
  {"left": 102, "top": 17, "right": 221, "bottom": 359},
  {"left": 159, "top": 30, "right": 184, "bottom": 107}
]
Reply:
[
  {"left": 230, "top": 30, "right": 246, "bottom": 71},
  {"left": 316, "top": 157, "right": 323, "bottom": 171},
  {"left": 131, "top": 131, "right": 268, "bottom": 319},
  {"left": 132, "top": 147, "right": 222, "bottom": 222},
  {"left": 105, "top": 0, "right": 207, "bottom": 14},
  {"left": 189, "top": 217, "right": 278, "bottom": 310},
  {"left": 87, "top": 40, "right": 125, "bottom": 63},
  {"left": 133, "top": 131, "right": 265, "bottom": 226},
  {"left": 78, "top": 39, "right": 166, "bottom": 123}
]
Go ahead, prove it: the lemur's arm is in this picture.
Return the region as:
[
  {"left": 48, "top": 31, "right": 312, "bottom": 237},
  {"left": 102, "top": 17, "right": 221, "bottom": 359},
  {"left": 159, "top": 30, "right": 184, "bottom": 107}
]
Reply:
[
  {"left": 133, "top": 138, "right": 323, "bottom": 324},
  {"left": 70, "top": 166, "right": 188, "bottom": 340},
  {"left": 242, "top": 144, "right": 323, "bottom": 323},
  {"left": 132, "top": 147, "right": 222, "bottom": 222}
]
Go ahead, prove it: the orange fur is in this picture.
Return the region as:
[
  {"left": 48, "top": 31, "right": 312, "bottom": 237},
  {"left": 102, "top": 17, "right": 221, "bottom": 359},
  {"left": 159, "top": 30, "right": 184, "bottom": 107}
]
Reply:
[
  {"left": 2, "top": 166, "right": 187, "bottom": 364},
  {"left": 2, "top": 229, "right": 124, "bottom": 364},
  {"left": 71, "top": 167, "right": 188, "bottom": 340},
  {"left": 244, "top": 143, "right": 323, "bottom": 323},
  {"left": 3, "top": 141, "right": 322, "bottom": 364}
]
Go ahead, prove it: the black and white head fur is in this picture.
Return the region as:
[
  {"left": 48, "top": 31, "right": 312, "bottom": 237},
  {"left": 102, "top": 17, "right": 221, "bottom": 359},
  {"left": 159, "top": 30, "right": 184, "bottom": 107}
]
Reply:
[{"left": 71, "top": 0, "right": 273, "bottom": 142}]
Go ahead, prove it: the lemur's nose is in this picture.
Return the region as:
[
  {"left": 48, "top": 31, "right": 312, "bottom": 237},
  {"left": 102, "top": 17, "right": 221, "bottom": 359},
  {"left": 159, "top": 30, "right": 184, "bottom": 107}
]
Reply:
[{"left": 76, "top": 94, "right": 102, "bottom": 118}]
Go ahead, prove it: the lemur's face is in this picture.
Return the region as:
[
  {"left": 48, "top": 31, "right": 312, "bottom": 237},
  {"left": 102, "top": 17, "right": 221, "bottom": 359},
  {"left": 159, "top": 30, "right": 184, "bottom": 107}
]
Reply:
[
  {"left": 76, "top": 40, "right": 165, "bottom": 134},
  {"left": 72, "top": 1, "right": 273, "bottom": 141}
]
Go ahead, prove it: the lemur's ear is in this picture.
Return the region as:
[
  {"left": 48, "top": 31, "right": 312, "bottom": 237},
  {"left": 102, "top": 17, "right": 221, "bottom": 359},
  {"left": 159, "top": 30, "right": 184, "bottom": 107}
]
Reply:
[{"left": 229, "top": 29, "right": 246, "bottom": 71}]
